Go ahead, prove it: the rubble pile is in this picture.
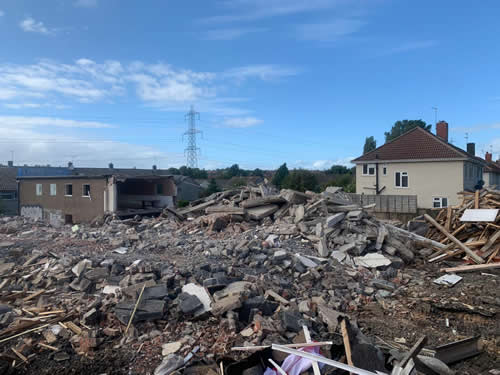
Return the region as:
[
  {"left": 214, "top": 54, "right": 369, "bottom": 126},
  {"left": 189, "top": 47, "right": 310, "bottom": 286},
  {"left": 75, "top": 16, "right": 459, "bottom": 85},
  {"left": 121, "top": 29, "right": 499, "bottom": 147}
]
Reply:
[
  {"left": 413, "top": 187, "right": 500, "bottom": 269},
  {"left": 0, "top": 186, "right": 498, "bottom": 374}
]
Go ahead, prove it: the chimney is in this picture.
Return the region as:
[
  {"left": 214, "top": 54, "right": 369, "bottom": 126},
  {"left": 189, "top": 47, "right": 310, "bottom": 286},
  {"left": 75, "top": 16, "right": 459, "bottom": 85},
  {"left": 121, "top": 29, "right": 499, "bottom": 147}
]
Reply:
[
  {"left": 436, "top": 121, "right": 448, "bottom": 142},
  {"left": 7, "top": 160, "right": 13, "bottom": 167},
  {"left": 485, "top": 152, "right": 492, "bottom": 162},
  {"left": 109, "top": 163, "right": 114, "bottom": 169},
  {"left": 467, "top": 142, "right": 475, "bottom": 156},
  {"left": 152, "top": 165, "right": 157, "bottom": 170},
  {"left": 68, "top": 161, "right": 74, "bottom": 170}
]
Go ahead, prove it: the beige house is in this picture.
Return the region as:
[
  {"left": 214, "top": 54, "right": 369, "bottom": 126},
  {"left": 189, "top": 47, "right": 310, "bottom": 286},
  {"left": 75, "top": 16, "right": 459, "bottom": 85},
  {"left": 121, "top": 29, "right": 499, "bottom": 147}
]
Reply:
[{"left": 352, "top": 122, "right": 485, "bottom": 209}]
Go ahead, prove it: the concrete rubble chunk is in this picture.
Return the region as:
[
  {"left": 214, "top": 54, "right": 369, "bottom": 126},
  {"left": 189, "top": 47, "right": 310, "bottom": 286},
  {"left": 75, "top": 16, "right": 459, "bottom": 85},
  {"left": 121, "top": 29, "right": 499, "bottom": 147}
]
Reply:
[
  {"left": 182, "top": 283, "right": 212, "bottom": 315},
  {"left": 317, "top": 304, "right": 341, "bottom": 332},
  {"left": 346, "top": 210, "right": 363, "bottom": 221},
  {"left": 161, "top": 341, "right": 182, "bottom": 356},
  {"left": 246, "top": 204, "right": 280, "bottom": 220},
  {"left": 294, "top": 204, "right": 305, "bottom": 223},
  {"left": 72, "top": 259, "right": 92, "bottom": 277},
  {"left": 326, "top": 213, "right": 345, "bottom": 228},
  {"left": 317, "top": 236, "right": 329, "bottom": 257},
  {"left": 211, "top": 295, "right": 242, "bottom": 316},
  {"left": 294, "top": 253, "right": 318, "bottom": 268},
  {"left": 354, "top": 253, "right": 392, "bottom": 268}
]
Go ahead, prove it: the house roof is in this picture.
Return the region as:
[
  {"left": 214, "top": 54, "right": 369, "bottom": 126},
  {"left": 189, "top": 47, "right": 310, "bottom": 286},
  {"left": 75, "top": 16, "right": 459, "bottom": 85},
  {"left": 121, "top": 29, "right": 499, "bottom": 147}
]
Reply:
[
  {"left": 352, "top": 126, "right": 485, "bottom": 164},
  {"left": 73, "top": 167, "right": 171, "bottom": 177},
  {"left": 484, "top": 161, "right": 500, "bottom": 173},
  {"left": 0, "top": 167, "right": 17, "bottom": 190}
]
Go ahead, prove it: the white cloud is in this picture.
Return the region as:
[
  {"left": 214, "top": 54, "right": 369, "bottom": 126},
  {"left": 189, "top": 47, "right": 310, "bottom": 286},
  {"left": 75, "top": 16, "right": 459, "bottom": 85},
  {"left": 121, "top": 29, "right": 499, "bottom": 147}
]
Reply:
[
  {"left": 0, "top": 125, "right": 184, "bottom": 169},
  {"left": 74, "top": 0, "right": 98, "bottom": 7},
  {"left": 0, "top": 58, "right": 299, "bottom": 117},
  {"left": 223, "top": 117, "right": 263, "bottom": 128},
  {"left": 203, "top": 0, "right": 345, "bottom": 23},
  {"left": 0, "top": 116, "right": 115, "bottom": 129},
  {"left": 3, "top": 103, "right": 41, "bottom": 109},
  {"left": 296, "top": 19, "right": 364, "bottom": 41},
  {"left": 19, "top": 17, "right": 55, "bottom": 35},
  {"left": 0, "top": 10, "right": 4, "bottom": 17},
  {"left": 202, "top": 27, "right": 266, "bottom": 40},
  {"left": 379, "top": 40, "right": 438, "bottom": 56},
  {"left": 224, "top": 64, "right": 299, "bottom": 81}
]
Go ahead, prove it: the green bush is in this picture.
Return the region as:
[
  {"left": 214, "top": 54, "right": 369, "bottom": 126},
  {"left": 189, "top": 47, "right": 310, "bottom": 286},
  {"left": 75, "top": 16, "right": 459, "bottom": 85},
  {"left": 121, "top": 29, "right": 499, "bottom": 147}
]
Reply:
[{"left": 282, "top": 169, "right": 320, "bottom": 192}]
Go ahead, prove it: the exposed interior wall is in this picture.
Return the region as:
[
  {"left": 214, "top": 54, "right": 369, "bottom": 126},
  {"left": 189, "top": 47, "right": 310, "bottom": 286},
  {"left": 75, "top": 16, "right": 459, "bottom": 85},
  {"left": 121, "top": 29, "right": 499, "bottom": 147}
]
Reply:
[
  {"left": 19, "top": 178, "right": 106, "bottom": 224},
  {"left": 116, "top": 177, "right": 176, "bottom": 210},
  {"left": 356, "top": 160, "right": 464, "bottom": 209}
]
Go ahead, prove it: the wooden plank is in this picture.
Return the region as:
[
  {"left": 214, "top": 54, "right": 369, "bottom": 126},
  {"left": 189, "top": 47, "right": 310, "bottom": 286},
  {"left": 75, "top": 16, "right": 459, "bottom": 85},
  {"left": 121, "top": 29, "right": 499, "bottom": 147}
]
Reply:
[
  {"left": 474, "top": 190, "right": 479, "bottom": 209},
  {"left": 400, "top": 336, "right": 427, "bottom": 368},
  {"left": 445, "top": 207, "right": 452, "bottom": 232},
  {"left": 441, "top": 263, "right": 500, "bottom": 273},
  {"left": 303, "top": 325, "right": 321, "bottom": 375},
  {"left": 22, "top": 289, "right": 45, "bottom": 302},
  {"left": 424, "top": 214, "right": 484, "bottom": 264},
  {"left": 479, "top": 230, "right": 500, "bottom": 254},
  {"left": 341, "top": 320, "right": 354, "bottom": 373}
]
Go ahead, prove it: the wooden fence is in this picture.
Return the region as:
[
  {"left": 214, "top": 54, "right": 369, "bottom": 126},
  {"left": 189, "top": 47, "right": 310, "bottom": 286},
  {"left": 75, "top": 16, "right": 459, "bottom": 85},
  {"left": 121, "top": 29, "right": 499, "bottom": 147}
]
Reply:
[{"left": 345, "top": 193, "right": 418, "bottom": 213}]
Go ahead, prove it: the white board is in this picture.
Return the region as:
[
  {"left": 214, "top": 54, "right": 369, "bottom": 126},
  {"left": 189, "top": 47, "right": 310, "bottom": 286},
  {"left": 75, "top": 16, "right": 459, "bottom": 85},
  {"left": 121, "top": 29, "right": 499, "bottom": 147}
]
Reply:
[{"left": 460, "top": 209, "right": 499, "bottom": 222}]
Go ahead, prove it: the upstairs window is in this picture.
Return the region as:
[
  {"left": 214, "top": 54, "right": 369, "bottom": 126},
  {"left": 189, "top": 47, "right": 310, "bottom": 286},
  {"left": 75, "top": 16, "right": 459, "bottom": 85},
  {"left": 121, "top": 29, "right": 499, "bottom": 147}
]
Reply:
[
  {"left": 433, "top": 197, "right": 448, "bottom": 208},
  {"left": 82, "top": 184, "right": 91, "bottom": 197},
  {"left": 36, "top": 184, "right": 42, "bottom": 196},
  {"left": 50, "top": 184, "right": 57, "bottom": 196},
  {"left": 362, "top": 164, "right": 376, "bottom": 176},
  {"left": 395, "top": 172, "right": 408, "bottom": 188},
  {"left": 65, "top": 184, "right": 73, "bottom": 196},
  {"left": 382, "top": 166, "right": 387, "bottom": 176}
]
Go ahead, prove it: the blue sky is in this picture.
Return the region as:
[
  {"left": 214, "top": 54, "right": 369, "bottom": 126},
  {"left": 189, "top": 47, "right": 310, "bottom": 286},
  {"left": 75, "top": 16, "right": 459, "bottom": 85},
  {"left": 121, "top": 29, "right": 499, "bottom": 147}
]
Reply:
[{"left": 0, "top": 0, "right": 499, "bottom": 169}]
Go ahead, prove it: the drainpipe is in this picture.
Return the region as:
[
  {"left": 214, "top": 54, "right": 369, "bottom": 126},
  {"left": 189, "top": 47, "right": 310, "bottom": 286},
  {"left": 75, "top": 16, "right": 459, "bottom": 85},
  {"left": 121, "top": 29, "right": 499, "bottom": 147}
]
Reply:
[{"left": 375, "top": 154, "right": 379, "bottom": 195}]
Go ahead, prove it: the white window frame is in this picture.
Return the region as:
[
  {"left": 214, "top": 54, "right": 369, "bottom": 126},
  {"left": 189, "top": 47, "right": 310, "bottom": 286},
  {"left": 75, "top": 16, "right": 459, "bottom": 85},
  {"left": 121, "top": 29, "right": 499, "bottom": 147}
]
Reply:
[
  {"left": 433, "top": 197, "right": 448, "bottom": 208},
  {"left": 50, "top": 183, "right": 57, "bottom": 196},
  {"left": 36, "top": 184, "right": 42, "bottom": 196},
  {"left": 65, "top": 184, "right": 73, "bottom": 197},
  {"left": 82, "top": 184, "right": 91, "bottom": 197},
  {"left": 362, "top": 163, "right": 376, "bottom": 176},
  {"left": 395, "top": 171, "right": 409, "bottom": 188}
]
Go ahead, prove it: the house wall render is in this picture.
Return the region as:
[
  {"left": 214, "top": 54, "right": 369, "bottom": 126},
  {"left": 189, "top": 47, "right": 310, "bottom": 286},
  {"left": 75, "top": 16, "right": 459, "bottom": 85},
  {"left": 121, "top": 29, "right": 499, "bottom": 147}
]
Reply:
[{"left": 356, "top": 160, "right": 464, "bottom": 209}]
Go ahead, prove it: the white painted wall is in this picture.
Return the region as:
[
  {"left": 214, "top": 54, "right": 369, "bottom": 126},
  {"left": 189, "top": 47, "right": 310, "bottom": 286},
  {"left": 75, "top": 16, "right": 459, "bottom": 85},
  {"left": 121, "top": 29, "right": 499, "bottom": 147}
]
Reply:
[{"left": 356, "top": 160, "right": 464, "bottom": 208}]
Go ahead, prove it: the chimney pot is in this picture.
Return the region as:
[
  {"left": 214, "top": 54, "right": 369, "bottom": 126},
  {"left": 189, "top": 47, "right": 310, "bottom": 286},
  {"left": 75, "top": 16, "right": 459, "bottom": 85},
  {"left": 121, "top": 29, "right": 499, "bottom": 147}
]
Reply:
[
  {"left": 7, "top": 160, "right": 13, "bottom": 167},
  {"left": 485, "top": 152, "right": 492, "bottom": 162},
  {"left": 109, "top": 163, "right": 114, "bottom": 169},
  {"left": 436, "top": 121, "right": 449, "bottom": 142},
  {"left": 467, "top": 142, "right": 475, "bottom": 156},
  {"left": 152, "top": 165, "right": 157, "bottom": 170},
  {"left": 68, "top": 161, "right": 74, "bottom": 169}
]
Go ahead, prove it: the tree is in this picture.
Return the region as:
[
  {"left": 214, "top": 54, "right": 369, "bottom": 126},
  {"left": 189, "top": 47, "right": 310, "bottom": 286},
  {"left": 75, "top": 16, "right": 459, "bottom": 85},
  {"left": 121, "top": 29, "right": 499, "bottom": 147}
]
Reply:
[
  {"left": 282, "top": 169, "right": 319, "bottom": 192},
  {"left": 363, "top": 136, "right": 377, "bottom": 154},
  {"left": 327, "top": 165, "right": 351, "bottom": 175},
  {"left": 205, "top": 178, "right": 219, "bottom": 195},
  {"left": 272, "top": 163, "right": 289, "bottom": 188},
  {"left": 385, "top": 120, "right": 431, "bottom": 142},
  {"left": 252, "top": 168, "right": 264, "bottom": 177}
]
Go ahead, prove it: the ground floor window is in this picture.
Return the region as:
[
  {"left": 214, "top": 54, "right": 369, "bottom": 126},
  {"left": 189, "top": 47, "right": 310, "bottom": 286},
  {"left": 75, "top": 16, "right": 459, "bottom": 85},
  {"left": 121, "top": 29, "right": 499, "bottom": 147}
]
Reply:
[
  {"left": 0, "top": 191, "right": 16, "bottom": 200},
  {"left": 395, "top": 171, "right": 408, "bottom": 187},
  {"left": 433, "top": 197, "right": 448, "bottom": 208}
]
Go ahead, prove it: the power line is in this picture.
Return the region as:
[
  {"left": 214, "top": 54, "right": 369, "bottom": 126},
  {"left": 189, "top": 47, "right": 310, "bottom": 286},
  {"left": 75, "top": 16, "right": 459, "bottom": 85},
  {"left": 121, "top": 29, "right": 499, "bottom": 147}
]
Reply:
[{"left": 183, "top": 105, "right": 202, "bottom": 168}]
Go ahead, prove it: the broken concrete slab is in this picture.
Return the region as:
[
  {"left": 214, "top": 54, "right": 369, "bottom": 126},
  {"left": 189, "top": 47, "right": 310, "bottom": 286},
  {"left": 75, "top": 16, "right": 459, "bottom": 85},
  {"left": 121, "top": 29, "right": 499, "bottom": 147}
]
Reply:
[
  {"left": 246, "top": 204, "right": 280, "bottom": 220},
  {"left": 211, "top": 295, "right": 242, "bottom": 316},
  {"left": 71, "top": 259, "right": 92, "bottom": 277},
  {"left": 317, "top": 236, "right": 329, "bottom": 257},
  {"left": 181, "top": 283, "right": 212, "bottom": 315},
  {"left": 326, "top": 213, "right": 345, "bottom": 228},
  {"left": 354, "top": 253, "right": 391, "bottom": 268}
]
